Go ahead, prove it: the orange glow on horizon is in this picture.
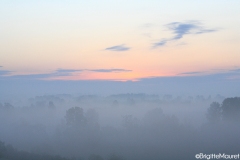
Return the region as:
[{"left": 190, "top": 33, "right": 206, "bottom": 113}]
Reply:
[
  {"left": 6, "top": 66, "right": 234, "bottom": 82},
  {"left": 45, "top": 70, "right": 174, "bottom": 81}
]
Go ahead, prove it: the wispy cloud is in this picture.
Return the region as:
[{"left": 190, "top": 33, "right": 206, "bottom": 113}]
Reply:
[
  {"left": 56, "top": 68, "right": 132, "bottom": 73},
  {"left": 176, "top": 67, "right": 240, "bottom": 80},
  {"left": 0, "top": 69, "right": 82, "bottom": 80},
  {"left": 153, "top": 39, "right": 168, "bottom": 48},
  {"left": 153, "top": 21, "right": 217, "bottom": 48},
  {"left": 89, "top": 69, "right": 132, "bottom": 73},
  {"left": 167, "top": 21, "right": 216, "bottom": 40},
  {"left": 179, "top": 71, "right": 204, "bottom": 75},
  {"left": 105, "top": 44, "right": 130, "bottom": 51},
  {"left": 0, "top": 68, "right": 132, "bottom": 81},
  {"left": 54, "top": 69, "right": 83, "bottom": 76},
  {"left": 6, "top": 73, "right": 52, "bottom": 79},
  {"left": 56, "top": 69, "right": 83, "bottom": 73}
]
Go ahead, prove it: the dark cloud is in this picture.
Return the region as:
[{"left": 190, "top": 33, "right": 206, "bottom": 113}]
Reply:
[
  {"left": 167, "top": 21, "right": 216, "bottom": 40},
  {"left": 105, "top": 44, "right": 130, "bottom": 51},
  {"left": 153, "top": 21, "right": 217, "bottom": 48},
  {"left": 89, "top": 69, "right": 132, "bottom": 73}
]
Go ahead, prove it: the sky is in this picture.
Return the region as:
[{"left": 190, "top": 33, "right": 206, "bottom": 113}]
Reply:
[{"left": 1, "top": 0, "right": 240, "bottom": 96}]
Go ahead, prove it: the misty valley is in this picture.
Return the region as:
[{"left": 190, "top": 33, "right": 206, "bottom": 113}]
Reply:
[
  {"left": 0, "top": 94, "right": 240, "bottom": 160},
  {"left": 1, "top": 0, "right": 240, "bottom": 159}
]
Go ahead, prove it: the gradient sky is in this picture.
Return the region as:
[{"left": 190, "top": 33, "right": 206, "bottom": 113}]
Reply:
[{"left": 1, "top": 0, "right": 240, "bottom": 81}]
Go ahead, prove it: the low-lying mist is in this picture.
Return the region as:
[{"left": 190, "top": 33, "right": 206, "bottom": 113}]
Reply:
[{"left": 1, "top": 93, "right": 240, "bottom": 160}]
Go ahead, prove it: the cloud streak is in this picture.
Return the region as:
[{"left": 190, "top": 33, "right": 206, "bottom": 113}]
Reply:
[
  {"left": 54, "top": 69, "right": 83, "bottom": 76},
  {"left": 0, "top": 68, "right": 132, "bottom": 80},
  {"left": 0, "top": 69, "right": 83, "bottom": 80},
  {"left": 153, "top": 21, "right": 217, "bottom": 48},
  {"left": 105, "top": 44, "right": 130, "bottom": 51},
  {"left": 153, "top": 39, "right": 168, "bottom": 47},
  {"left": 56, "top": 69, "right": 83, "bottom": 73},
  {"left": 179, "top": 71, "right": 204, "bottom": 75},
  {"left": 89, "top": 69, "right": 132, "bottom": 73}
]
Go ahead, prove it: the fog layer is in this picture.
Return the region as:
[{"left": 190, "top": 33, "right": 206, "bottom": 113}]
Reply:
[{"left": 1, "top": 94, "right": 240, "bottom": 160}]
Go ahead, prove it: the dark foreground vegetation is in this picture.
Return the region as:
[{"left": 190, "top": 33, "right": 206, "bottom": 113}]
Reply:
[
  {"left": 0, "top": 140, "right": 74, "bottom": 160},
  {"left": 0, "top": 94, "right": 240, "bottom": 160}
]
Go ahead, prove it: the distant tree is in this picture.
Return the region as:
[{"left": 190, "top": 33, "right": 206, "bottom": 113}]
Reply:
[
  {"left": 48, "top": 101, "right": 55, "bottom": 109},
  {"left": 207, "top": 97, "right": 240, "bottom": 123},
  {"left": 221, "top": 97, "right": 240, "bottom": 122},
  {"left": 206, "top": 102, "right": 221, "bottom": 123},
  {"left": 3, "top": 102, "right": 14, "bottom": 110},
  {"left": 65, "top": 107, "right": 86, "bottom": 127}
]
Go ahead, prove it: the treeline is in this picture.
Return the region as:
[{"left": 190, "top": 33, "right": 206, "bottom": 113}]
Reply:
[
  {"left": 0, "top": 140, "right": 125, "bottom": 160},
  {"left": 207, "top": 97, "right": 240, "bottom": 122}
]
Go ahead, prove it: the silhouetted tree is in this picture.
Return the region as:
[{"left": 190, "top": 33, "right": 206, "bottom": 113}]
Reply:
[
  {"left": 207, "top": 97, "right": 240, "bottom": 123},
  {"left": 221, "top": 97, "right": 240, "bottom": 122},
  {"left": 48, "top": 101, "right": 55, "bottom": 109},
  {"left": 65, "top": 107, "right": 86, "bottom": 127},
  {"left": 206, "top": 102, "right": 221, "bottom": 123}
]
